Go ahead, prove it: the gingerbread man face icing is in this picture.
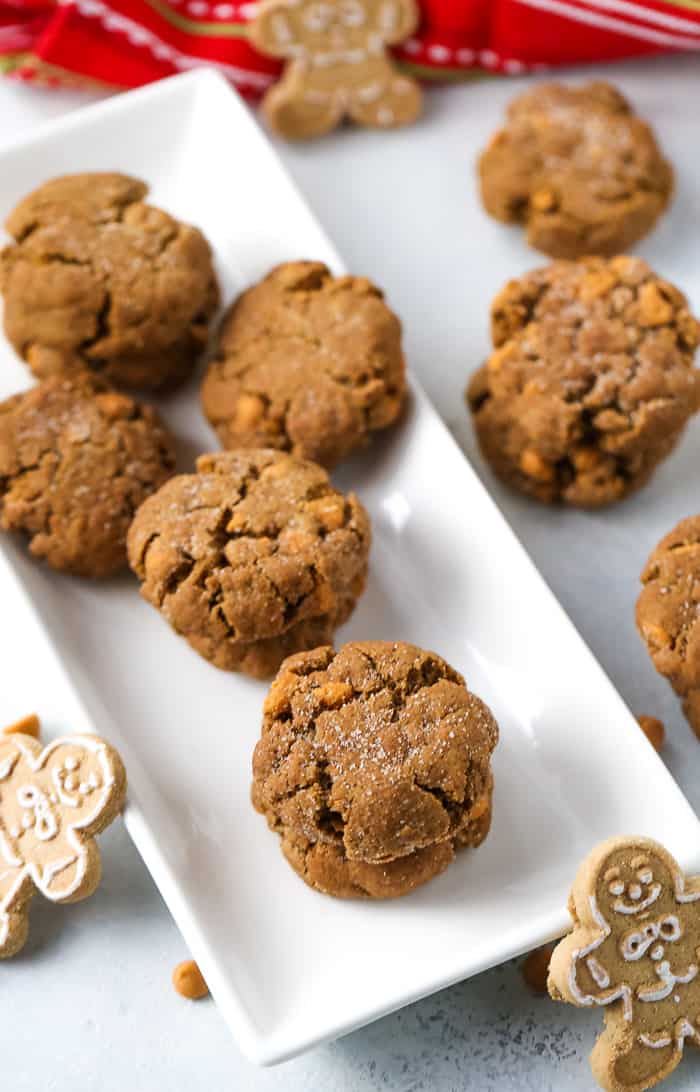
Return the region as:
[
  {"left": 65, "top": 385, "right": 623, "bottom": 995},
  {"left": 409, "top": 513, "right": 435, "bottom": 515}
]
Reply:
[
  {"left": 0, "top": 732, "right": 126, "bottom": 957},
  {"left": 251, "top": 0, "right": 422, "bottom": 139},
  {"left": 548, "top": 837, "right": 700, "bottom": 1092}
]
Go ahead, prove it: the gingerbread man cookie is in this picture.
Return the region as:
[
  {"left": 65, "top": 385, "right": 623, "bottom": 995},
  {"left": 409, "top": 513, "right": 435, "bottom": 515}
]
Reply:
[
  {"left": 548, "top": 837, "right": 700, "bottom": 1092},
  {"left": 0, "top": 731, "right": 126, "bottom": 957},
  {"left": 250, "top": 0, "right": 422, "bottom": 140}
]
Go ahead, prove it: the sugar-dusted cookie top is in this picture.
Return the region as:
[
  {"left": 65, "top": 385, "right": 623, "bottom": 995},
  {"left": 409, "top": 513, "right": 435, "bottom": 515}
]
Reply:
[
  {"left": 0, "top": 373, "right": 176, "bottom": 578},
  {"left": 201, "top": 261, "right": 406, "bottom": 468},
  {"left": 479, "top": 82, "right": 673, "bottom": 259},
  {"left": 253, "top": 641, "right": 498, "bottom": 870},
  {"left": 467, "top": 256, "right": 700, "bottom": 507},
  {"left": 127, "top": 449, "right": 371, "bottom": 678},
  {"left": 549, "top": 836, "right": 700, "bottom": 1092},
  {"left": 0, "top": 172, "right": 219, "bottom": 390}
]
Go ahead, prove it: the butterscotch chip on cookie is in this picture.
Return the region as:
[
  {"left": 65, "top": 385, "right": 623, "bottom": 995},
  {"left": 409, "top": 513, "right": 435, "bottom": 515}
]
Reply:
[
  {"left": 252, "top": 641, "right": 498, "bottom": 898},
  {"left": 478, "top": 82, "right": 673, "bottom": 259},
  {"left": 0, "top": 172, "right": 219, "bottom": 390},
  {"left": 637, "top": 516, "right": 700, "bottom": 736},
  {"left": 201, "top": 262, "right": 406, "bottom": 468},
  {"left": 127, "top": 450, "right": 371, "bottom": 678},
  {"left": 0, "top": 374, "right": 176, "bottom": 577},
  {"left": 467, "top": 257, "right": 700, "bottom": 507}
]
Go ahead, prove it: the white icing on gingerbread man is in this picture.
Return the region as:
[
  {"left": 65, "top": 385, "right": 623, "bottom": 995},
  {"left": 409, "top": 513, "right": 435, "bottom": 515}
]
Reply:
[
  {"left": 251, "top": 0, "right": 422, "bottom": 139},
  {"left": 549, "top": 837, "right": 700, "bottom": 1092},
  {"left": 0, "top": 733, "right": 126, "bottom": 957}
]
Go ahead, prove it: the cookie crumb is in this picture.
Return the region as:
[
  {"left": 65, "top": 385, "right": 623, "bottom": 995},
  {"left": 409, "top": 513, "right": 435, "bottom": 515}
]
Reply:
[
  {"left": 172, "top": 959, "right": 209, "bottom": 1001},
  {"left": 636, "top": 714, "right": 665, "bottom": 752},
  {"left": 3, "top": 713, "right": 40, "bottom": 739},
  {"left": 522, "top": 944, "right": 555, "bottom": 992}
]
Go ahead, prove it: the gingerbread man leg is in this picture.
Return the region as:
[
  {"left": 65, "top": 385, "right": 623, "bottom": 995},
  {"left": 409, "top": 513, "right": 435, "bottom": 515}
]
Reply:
[
  {"left": 262, "top": 79, "right": 344, "bottom": 140},
  {"left": 591, "top": 1012, "right": 683, "bottom": 1092},
  {"left": 0, "top": 864, "right": 32, "bottom": 958},
  {"left": 348, "top": 76, "right": 422, "bottom": 130}
]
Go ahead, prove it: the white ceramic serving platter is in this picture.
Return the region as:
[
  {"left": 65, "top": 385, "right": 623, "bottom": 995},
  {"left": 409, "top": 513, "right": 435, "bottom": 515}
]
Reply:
[{"left": 1, "top": 69, "right": 699, "bottom": 1065}]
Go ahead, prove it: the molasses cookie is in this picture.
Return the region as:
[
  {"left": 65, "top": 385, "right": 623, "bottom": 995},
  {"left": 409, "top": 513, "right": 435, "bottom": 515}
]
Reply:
[
  {"left": 637, "top": 516, "right": 700, "bottom": 736},
  {"left": 252, "top": 641, "right": 498, "bottom": 898},
  {"left": 201, "top": 261, "right": 406, "bottom": 468},
  {"left": 478, "top": 82, "right": 673, "bottom": 259},
  {"left": 127, "top": 450, "right": 371, "bottom": 678},
  {"left": 0, "top": 172, "right": 219, "bottom": 389},
  {"left": 0, "top": 374, "right": 176, "bottom": 578},
  {"left": 467, "top": 257, "right": 700, "bottom": 507}
]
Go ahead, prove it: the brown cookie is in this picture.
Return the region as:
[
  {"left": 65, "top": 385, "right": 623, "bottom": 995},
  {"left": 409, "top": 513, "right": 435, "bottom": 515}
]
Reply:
[
  {"left": 467, "top": 257, "right": 700, "bottom": 507},
  {"left": 0, "top": 374, "right": 176, "bottom": 578},
  {"left": 0, "top": 731, "right": 127, "bottom": 958},
  {"left": 478, "top": 82, "right": 673, "bottom": 259},
  {"left": 0, "top": 172, "right": 219, "bottom": 390},
  {"left": 250, "top": 0, "right": 422, "bottom": 140},
  {"left": 201, "top": 261, "right": 406, "bottom": 469},
  {"left": 252, "top": 641, "right": 498, "bottom": 898},
  {"left": 548, "top": 836, "right": 700, "bottom": 1092},
  {"left": 637, "top": 516, "right": 700, "bottom": 737},
  {"left": 127, "top": 449, "right": 371, "bottom": 678}
]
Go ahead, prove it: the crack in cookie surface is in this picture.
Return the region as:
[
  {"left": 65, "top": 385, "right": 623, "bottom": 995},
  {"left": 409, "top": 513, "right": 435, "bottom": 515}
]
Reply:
[
  {"left": 253, "top": 640, "right": 498, "bottom": 896},
  {"left": 127, "top": 449, "right": 371, "bottom": 677},
  {"left": 0, "top": 172, "right": 219, "bottom": 390},
  {"left": 201, "top": 261, "right": 406, "bottom": 468}
]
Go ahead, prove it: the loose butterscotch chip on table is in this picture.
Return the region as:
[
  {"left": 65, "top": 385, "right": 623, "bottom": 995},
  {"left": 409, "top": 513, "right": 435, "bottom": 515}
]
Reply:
[
  {"left": 201, "top": 261, "right": 406, "bottom": 469},
  {"left": 522, "top": 944, "right": 556, "bottom": 993},
  {"left": 636, "top": 714, "right": 665, "bottom": 752},
  {"left": 0, "top": 172, "right": 219, "bottom": 390},
  {"left": 3, "top": 713, "right": 40, "bottom": 739},
  {"left": 467, "top": 257, "right": 700, "bottom": 507},
  {"left": 127, "top": 449, "right": 371, "bottom": 678},
  {"left": 0, "top": 373, "right": 176, "bottom": 577},
  {"left": 478, "top": 82, "right": 673, "bottom": 259},
  {"left": 253, "top": 640, "right": 498, "bottom": 898},
  {"left": 172, "top": 959, "right": 209, "bottom": 1000}
]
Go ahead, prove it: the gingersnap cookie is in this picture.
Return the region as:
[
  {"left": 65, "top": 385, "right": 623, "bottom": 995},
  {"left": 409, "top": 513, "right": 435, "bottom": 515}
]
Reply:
[
  {"left": 250, "top": 0, "right": 422, "bottom": 140},
  {"left": 252, "top": 641, "right": 498, "bottom": 898},
  {"left": 0, "top": 374, "right": 176, "bottom": 578},
  {"left": 478, "top": 82, "right": 673, "bottom": 259},
  {"left": 127, "top": 449, "right": 371, "bottom": 678},
  {"left": 548, "top": 836, "right": 700, "bottom": 1092},
  {"left": 637, "top": 516, "right": 700, "bottom": 737},
  {"left": 201, "top": 261, "right": 406, "bottom": 469},
  {"left": 0, "top": 729, "right": 127, "bottom": 958},
  {"left": 467, "top": 257, "right": 700, "bottom": 507},
  {"left": 0, "top": 172, "right": 219, "bottom": 389}
]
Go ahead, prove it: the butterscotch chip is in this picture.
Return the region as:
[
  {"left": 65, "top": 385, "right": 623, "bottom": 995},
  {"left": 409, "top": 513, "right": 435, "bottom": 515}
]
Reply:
[
  {"left": 0, "top": 374, "right": 176, "bottom": 577},
  {"left": 637, "top": 517, "right": 700, "bottom": 736},
  {"left": 522, "top": 944, "right": 555, "bottom": 993},
  {"left": 201, "top": 262, "right": 406, "bottom": 469},
  {"left": 3, "top": 713, "right": 40, "bottom": 739},
  {"left": 172, "top": 959, "right": 209, "bottom": 1000},
  {"left": 478, "top": 82, "right": 673, "bottom": 259},
  {"left": 636, "top": 714, "right": 665, "bottom": 752},
  {"left": 253, "top": 641, "right": 498, "bottom": 898},
  {"left": 127, "top": 450, "right": 371, "bottom": 678},
  {"left": 0, "top": 172, "right": 219, "bottom": 390},
  {"left": 467, "top": 257, "right": 700, "bottom": 507}
]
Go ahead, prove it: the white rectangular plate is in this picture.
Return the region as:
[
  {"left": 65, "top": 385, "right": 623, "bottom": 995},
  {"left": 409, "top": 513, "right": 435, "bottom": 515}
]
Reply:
[{"left": 1, "top": 70, "right": 699, "bottom": 1066}]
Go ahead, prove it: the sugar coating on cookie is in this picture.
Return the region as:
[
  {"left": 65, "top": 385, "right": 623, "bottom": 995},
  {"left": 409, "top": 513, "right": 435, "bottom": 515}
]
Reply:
[
  {"left": 467, "top": 256, "right": 700, "bottom": 507},
  {"left": 0, "top": 374, "right": 176, "bottom": 578},
  {"left": 478, "top": 82, "right": 673, "bottom": 259},
  {"left": 0, "top": 172, "right": 219, "bottom": 390},
  {"left": 127, "top": 449, "right": 371, "bottom": 678},
  {"left": 252, "top": 641, "right": 498, "bottom": 898},
  {"left": 637, "top": 516, "right": 700, "bottom": 736},
  {"left": 201, "top": 262, "right": 406, "bottom": 469}
]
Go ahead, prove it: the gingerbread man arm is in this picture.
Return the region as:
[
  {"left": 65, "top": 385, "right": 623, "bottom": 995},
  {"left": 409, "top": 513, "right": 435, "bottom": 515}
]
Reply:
[
  {"left": 250, "top": 0, "right": 301, "bottom": 59},
  {"left": 372, "top": 0, "right": 420, "bottom": 46}
]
